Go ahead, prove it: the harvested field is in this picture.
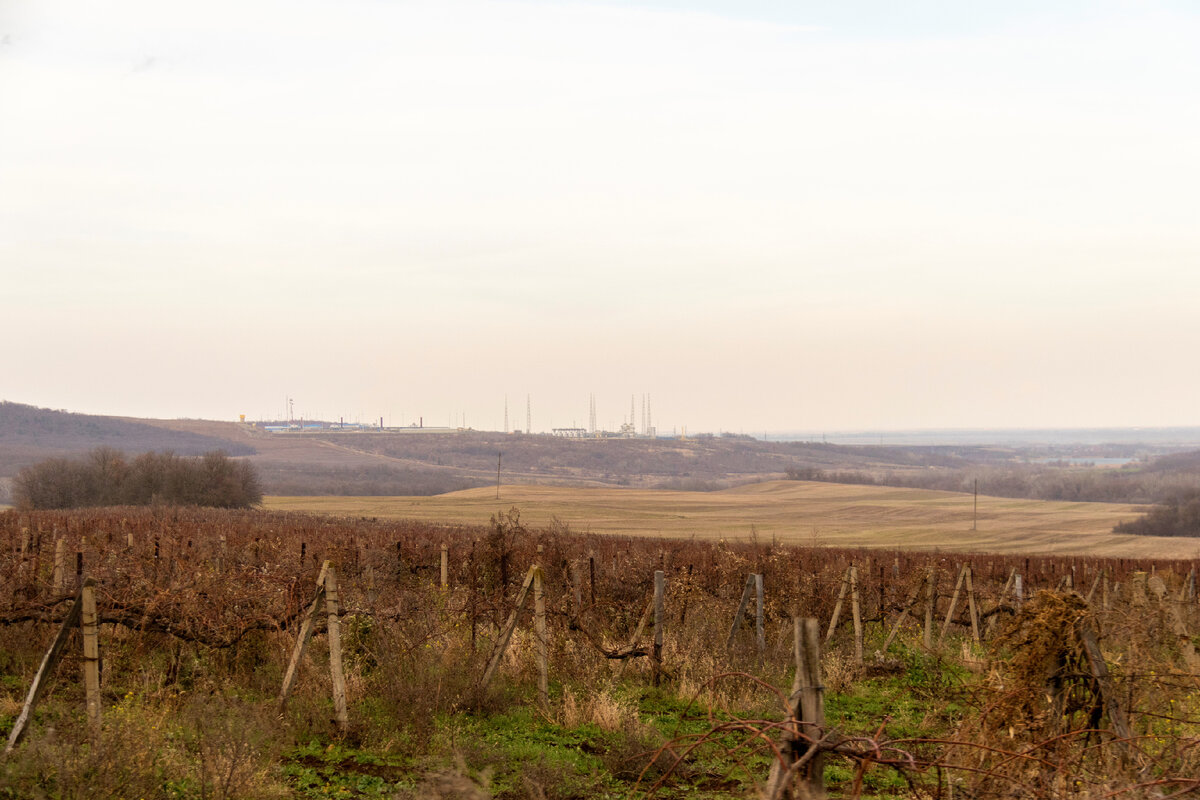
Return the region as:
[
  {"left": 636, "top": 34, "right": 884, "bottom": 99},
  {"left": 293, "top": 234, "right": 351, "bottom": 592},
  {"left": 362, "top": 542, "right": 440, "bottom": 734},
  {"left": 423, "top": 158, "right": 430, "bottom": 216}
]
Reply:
[{"left": 265, "top": 479, "right": 1196, "bottom": 558}]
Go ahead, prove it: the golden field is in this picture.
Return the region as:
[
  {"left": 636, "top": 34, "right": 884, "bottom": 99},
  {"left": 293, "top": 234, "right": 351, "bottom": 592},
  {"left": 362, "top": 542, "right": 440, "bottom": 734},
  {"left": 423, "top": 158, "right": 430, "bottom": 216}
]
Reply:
[{"left": 266, "top": 479, "right": 1200, "bottom": 559}]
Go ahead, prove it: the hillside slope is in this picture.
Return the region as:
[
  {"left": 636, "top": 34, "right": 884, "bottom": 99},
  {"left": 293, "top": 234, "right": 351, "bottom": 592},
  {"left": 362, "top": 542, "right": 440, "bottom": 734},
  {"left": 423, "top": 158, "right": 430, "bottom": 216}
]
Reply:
[{"left": 0, "top": 402, "right": 254, "bottom": 476}]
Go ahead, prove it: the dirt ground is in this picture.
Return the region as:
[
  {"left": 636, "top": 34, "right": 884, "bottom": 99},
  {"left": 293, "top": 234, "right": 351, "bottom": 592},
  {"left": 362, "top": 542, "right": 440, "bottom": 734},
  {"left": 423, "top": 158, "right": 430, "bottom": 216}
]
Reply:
[{"left": 265, "top": 479, "right": 1198, "bottom": 558}]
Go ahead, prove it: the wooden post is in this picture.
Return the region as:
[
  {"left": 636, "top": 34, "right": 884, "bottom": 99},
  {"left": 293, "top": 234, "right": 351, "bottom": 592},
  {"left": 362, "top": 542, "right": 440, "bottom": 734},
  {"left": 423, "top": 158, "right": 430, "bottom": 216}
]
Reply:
[
  {"left": 727, "top": 574, "right": 756, "bottom": 651},
  {"left": 755, "top": 573, "right": 766, "bottom": 658},
  {"left": 824, "top": 567, "right": 850, "bottom": 646},
  {"left": 924, "top": 565, "right": 936, "bottom": 649},
  {"left": 939, "top": 564, "right": 967, "bottom": 644},
  {"left": 1077, "top": 622, "right": 1133, "bottom": 759},
  {"left": 881, "top": 575, "right": 925, "bottom": 654},
  {"left": 324, "top": 565, "right": 350, "bottom": 731},
  {"left": 80, "top": 579, "right": 101, "bottom": 734},
  {"left": 797, "top": 618, "right": 826, "bottom": 798},
  {"left": 477, "top": 565, "right": 538, "bottom": 697},
  {"left": 850, "top": 565, "right": 863, "bottom": 664},
  {"left": 616, "top": 596, "right": 654, "bottom": 679},
  {"left": 440, "top": 544, "right": 449, "bottom": 589},
  {"left": 533, "top": 565, "right": 549, "bottom": 711},
  {"left": 571, "top": 561, "right": 583, "bottom": 619},
  {"left": 589, "top": 550, "right": 596, "bottom": 607},
  {"left": 765, "top": 617, "right": 827, "bottom": 800},
  {"left": 53, "top": 538, "right": 66, "bottom": 592},
  {"left": 278, "top": 562, "right": 329, "bottom": 711},
  {"left": 5, "top": 587, "right": 84, "bottom": 754},
  {"left": 652, "top": 570, "right": 665, "bottom": 686},
  {"left": 965, "top": 565, "right": 981, "bottom": 645}
]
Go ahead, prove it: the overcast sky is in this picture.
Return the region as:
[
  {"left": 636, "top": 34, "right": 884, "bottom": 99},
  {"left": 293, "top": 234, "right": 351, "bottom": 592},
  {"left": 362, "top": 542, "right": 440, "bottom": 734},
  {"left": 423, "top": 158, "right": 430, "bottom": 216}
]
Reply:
[{"left": 2, "top": 0, "right": 1198, "bottom": 433}]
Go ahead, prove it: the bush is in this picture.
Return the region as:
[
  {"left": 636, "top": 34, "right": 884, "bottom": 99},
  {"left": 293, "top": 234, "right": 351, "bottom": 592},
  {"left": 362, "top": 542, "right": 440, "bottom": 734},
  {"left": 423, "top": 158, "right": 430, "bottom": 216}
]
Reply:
[
  {"left": 1113, "top": 489, "right": 1200, "bottom": 537},
  {"left": 12, "top": 448, "right": 262, "bottom": 510}
]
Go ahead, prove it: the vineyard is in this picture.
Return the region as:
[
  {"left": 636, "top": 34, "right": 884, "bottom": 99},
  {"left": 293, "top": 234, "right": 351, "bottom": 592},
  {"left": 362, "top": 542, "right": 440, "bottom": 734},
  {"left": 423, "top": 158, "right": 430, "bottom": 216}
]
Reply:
[{"left": 2, "top": 506, "right": 1200, "bottom": 799}]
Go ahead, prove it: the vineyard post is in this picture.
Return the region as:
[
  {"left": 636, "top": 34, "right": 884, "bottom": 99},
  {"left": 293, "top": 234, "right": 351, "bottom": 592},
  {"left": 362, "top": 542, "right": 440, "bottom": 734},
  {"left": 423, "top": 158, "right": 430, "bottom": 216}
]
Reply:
[
  {"left": 727, "top": 574, "right": 756, "bottom": 652},
  {"left": 364, "top": 563, "right": 377, "bottom": 608},
  {"left": 477, "top": 564, "right": 537, "bottom": 699},
  {"left": 16, "top": 528, "right": 28, "bottom": 581},
  {"left": 766, "top": 617, "right": 826, "bottom": 800},
  {"left": 878, "top": 562, "right": 886, "bottom": 638},
  {"left": 881, "top": 575, "right": 925, "bottom": 654},
  {"left": 278, "top": 561, "right": 329, "bottom": 712},
  {"left": 81, "top": 579, "right": 101, "bottom": 734},
  {"left": 53, "top": 538, "right": 66, "bottom": 593},
  {"left": 324, "top": 565, "right": 350, "bottom": 732},
  {"left": 939, "top": 564, "right": 967, "bottom": 645},
  {"left": 824, "top": 567, "right": 850, "bottom": 646},
  {"left": 440, "top": 544, "right": 449, "bottom": 589},
  {"left": 1000, "top": 567, "right": 1015, "bottom": 597},
  {"left": 5, "top": 584, "right": 85, "bottom": 754},
  {"left": 1014, "top": 574, "right": 1024, "bottom": 607},
  {"left": 1103, "top": 570, "right": 1110, "bottom": 610},
  {"left": 571, "top": 561, "right": 583, "bottom": 619},
  {"left": 1165, "top": 588, "right": 1200, "bottom": 670},
  {"left": 588, "top": 550, "right": 596, "bottom": 607},
  {"left": 533, "top": 555, "right": 549, "bottom": 712},
  {"left": 616, "top": 596, "right": 654, "bottom": 680},
  {"left": 680, "top": 563, "right": 694, "bottom": 626},
  {"left": 74, "top": 551, "right": 83, "bottom": 590},
  {"left": 924, "top": 565, "right": 936, "bottom": 649},
  {"left": 755, "top": 572, "right": 766, "bottom": 660},
  {"left": 652, "top": 569, "right": 665, "bottom": 686},
  {"left": 1077, "top": 621, "right": 1133, "bottom": 761},
  {"left": 849, "top": 565, "right": 863, "bottom": 664},
  {"left": 1086, "top": 572, "right": 1103, "bottom": 606},
  {"left": 217, "top": 534, "right": 226, "bottom": 573},
  {"left": 965, "top": 565, "right": 980, "bottom": 645},
  {"left": 798, "top": 618, "right": 826, "bottom": 799}
]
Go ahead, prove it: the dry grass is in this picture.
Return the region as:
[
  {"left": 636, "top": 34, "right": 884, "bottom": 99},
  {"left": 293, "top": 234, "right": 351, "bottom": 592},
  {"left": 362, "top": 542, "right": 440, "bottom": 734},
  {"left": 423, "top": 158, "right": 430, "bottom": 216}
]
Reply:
[{"left": 263, "top": 479, "right": 1195, "bottom": 558}]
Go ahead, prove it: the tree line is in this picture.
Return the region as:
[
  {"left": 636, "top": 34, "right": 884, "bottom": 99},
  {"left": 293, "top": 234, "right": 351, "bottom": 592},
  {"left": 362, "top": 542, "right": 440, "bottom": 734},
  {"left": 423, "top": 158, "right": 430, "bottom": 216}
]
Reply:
[{"left": 12, "top": 448, "right": 262, "bottom": 510}]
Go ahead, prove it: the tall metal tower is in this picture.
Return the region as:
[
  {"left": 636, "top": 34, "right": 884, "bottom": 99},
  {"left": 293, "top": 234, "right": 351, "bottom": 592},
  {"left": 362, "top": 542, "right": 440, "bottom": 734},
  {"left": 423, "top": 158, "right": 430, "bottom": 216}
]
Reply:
[
  {"left": 504, "top": 396, "right": 509, "bottom": 434},
  {"left": 647, "top": 394, "right": 653, "bottom": 436},
  {"left": 588, "top": 393, "right": 597, "bottom": 436},
  {"left": 641, "top": 394, "right": 646, "bottom": 435},
  {"left": 629, "top": 395, "right": 635, "bottom": 430},
  {"left": 526, "top": 394, "right": 531, "bottom": 435}
]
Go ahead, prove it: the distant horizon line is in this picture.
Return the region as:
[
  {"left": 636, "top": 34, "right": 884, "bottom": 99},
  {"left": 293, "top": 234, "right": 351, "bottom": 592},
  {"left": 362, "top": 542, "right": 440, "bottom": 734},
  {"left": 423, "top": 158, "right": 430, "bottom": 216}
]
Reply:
[{"left": 6, "top": 399, "right": 1200, "bottom": 443}]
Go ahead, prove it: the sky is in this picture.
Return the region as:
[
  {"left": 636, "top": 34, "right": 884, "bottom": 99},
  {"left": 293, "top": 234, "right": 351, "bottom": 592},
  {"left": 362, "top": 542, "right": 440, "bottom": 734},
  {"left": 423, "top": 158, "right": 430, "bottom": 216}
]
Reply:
[{"left": 2, "top": 0, "right": 1198, "bottom": 434}]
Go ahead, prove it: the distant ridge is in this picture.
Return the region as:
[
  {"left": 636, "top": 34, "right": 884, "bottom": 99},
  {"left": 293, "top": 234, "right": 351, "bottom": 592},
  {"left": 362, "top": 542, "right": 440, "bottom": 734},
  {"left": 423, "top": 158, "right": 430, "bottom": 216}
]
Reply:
[
  {"left": 765, "top": 427, "right": 1200, "bottom": 447},
  {"left": 0, "top": 401, "right": 255, "bottom": 477}
]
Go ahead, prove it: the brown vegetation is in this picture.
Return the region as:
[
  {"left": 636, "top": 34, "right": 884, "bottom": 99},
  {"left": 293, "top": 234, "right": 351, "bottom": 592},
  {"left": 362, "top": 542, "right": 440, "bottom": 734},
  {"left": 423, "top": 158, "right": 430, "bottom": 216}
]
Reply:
[
  {"left": 1, "top": 507, "right": 1199, "bottom": 798},
  {"left": 13, "top": 449, "right": 262, "bottom": 510}
]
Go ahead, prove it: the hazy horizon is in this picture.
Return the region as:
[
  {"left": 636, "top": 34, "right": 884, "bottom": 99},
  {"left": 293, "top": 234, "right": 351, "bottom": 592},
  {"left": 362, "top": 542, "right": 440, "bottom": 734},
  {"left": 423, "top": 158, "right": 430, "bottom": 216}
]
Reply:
[{"left": 4, "top": 1, "right": 1198, "bottom": 434}]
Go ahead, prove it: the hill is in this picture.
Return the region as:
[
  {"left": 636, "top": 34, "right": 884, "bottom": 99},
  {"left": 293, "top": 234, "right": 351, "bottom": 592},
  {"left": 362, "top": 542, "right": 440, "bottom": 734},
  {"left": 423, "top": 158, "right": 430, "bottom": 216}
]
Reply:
[{"left": 0, "top": 401, "right": 254, "bottom": 476}]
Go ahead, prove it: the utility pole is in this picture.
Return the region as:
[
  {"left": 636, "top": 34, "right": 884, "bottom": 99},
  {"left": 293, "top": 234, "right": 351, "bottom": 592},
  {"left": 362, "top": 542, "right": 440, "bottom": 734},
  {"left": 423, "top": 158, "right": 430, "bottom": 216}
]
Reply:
[
  {"left": 496, "top": 452, "right": 502, "bottom": 500},
  {"left": 973, "top": 478, "right": 978, "bottom": 531}
]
